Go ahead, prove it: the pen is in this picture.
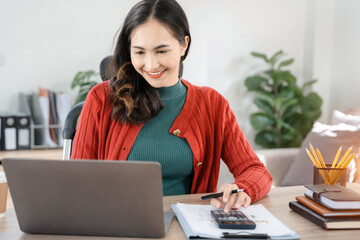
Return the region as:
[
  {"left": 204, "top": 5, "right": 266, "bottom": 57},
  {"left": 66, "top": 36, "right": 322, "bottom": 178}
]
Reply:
[
  {"left": 223, "top": 232, "right": 269, "bottom": 239},
  {"left": 201, "top": 189, "right": 244, "bottom": 200}
]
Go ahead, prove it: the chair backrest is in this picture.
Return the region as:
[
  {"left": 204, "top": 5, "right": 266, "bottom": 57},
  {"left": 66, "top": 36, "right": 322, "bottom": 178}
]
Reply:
[
  {"left": 62, "top": 102, "right": 85, "bottom": 160},
  {"left": 62, "top": 56, "right": 112, "bottom": 160},
  {"left": 62, "top": 59, "right": 184, "bottom": 160}
]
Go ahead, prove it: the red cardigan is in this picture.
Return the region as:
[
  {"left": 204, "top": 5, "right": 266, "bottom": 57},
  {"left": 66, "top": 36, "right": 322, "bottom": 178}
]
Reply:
[{"left": 71, "top": 79, "right": 272, "bottom": 202}]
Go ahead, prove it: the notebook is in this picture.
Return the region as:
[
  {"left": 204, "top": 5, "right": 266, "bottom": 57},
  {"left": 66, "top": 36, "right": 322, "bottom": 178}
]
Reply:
[
  {"left": 305, "top": 184, "right": 360, "bottom": 210},
  {"left": 289, "top": 201, "right": 360, "bottom": 230},
  {"left": 2, "top": 158, "right": 173, "bottom": 238},
  {"left": 296, "top": 196, "right": 360, "bottom": 217}
]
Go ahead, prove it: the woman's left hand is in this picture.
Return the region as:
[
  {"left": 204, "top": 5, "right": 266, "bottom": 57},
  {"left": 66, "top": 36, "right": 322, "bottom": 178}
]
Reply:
[{"left": 210, "top": 183, "right": 251, "bottom": 213}]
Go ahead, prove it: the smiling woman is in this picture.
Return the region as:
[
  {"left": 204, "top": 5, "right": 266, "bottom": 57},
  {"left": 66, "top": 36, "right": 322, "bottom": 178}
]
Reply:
[
  {"left": 109, "top": 0, "right": 191, "bottom": 124},
  {"left": 130, "top": 19, "right": 189, "bottom": 88},
  {"left": 71, "top": 0, "right": 272, "bottom": 213}
]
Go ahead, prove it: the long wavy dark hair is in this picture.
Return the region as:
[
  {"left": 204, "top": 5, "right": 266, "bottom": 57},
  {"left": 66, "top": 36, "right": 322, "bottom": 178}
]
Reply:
[{"left": 109, "top": 0, "right": 191, "bottom": 124}]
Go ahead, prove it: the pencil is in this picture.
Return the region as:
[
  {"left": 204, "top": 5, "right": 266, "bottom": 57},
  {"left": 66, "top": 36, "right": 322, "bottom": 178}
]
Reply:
[
  {"left": 306, "top": 148, "right": 329, "bottom": 184},
  {"left": 329, "top": 146, "right": 342, "bottom": 178},
  {"left": 309, "top": 143, "right": 331, "bottom": 184},
  {"left": 330, "top": 153, "right": 354, "bottom": 185},
  {"left": 335, "top": 146, "right": 353, "bottom": 169},
  {"left": 316, "top": 148, "right": 331, "bottom": 183},
  {"left": 309, "top": 143, "right": 321, "bottom": 167},
  {"left": 306, "top": 148, "right": 319, "bottom": 167}
]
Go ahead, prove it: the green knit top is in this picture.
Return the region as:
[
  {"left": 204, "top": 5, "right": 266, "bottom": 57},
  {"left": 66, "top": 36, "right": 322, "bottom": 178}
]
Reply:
[{"left": 127, "top": 80, "right": 194, "bottom": 196}]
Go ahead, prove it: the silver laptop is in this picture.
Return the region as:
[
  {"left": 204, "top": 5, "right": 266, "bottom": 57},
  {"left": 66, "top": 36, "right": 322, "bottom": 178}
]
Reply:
[{"left": 2, "top": 158, "right": 173, "bottom": 238}]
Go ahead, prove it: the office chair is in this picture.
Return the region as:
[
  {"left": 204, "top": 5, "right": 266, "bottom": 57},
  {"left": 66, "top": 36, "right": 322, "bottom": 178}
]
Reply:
[
  {"left": 62, "top": 56, "right": 112, "bottom": 160},
  {"left": 62, "top": 60, "right": 184, "bottom": 160}
]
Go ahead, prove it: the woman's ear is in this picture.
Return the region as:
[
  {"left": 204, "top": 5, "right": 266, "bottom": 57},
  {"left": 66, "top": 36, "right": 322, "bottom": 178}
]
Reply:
[{"left": 181, "top": 36, "right": 190, "bottom": 56}]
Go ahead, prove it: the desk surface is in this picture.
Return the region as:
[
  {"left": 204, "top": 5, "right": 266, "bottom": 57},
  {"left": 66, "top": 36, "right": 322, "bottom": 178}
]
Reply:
[{"left": 1, "top": 150, "right": 360, "bottom": 239}]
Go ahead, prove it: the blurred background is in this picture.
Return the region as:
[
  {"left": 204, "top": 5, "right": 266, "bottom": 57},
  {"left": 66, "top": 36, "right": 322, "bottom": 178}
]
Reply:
[{"left": 1, "top": 0, "right": 359, "bottom": 147}]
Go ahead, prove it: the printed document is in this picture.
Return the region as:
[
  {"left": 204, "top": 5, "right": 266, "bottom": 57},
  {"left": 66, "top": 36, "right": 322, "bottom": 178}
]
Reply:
[{"left": 172, "top": 203, "right": 299, "bottom": 239}]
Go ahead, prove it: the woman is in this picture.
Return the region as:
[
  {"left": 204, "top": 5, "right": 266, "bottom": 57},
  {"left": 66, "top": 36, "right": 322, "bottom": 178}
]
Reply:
[{"left": 71, "top": 0, "right": 272, "bottom": 213}]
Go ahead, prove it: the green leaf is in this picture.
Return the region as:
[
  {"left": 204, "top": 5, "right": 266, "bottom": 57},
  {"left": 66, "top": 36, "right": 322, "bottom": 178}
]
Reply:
[
  {"left": 254, "top": 98, "right": 275, "bottom": 115},
  {"left": 251, "top": 52, "right": 268, "bottom": 62},
  {"left": 282, "top": 103, "right": 300, "bottom": 119},
  {"left": 71, "top": 72, "right": 84, "bottom": 89},
  {"left": 245, "top": 76, "right": 269, "bottom": 91},
  {"left": 250, "top": 113, "right": 275, "bottom": 130},
  {"left": 71, "top": 70, "right": 101, "bottom": 106},
  {"left": 273, "top": 97, "right": 287, "bottom": 109},
  {"left": 280, "top": 131, "right": 303, "bottom": 148},
  {"left": 255, "top": 92, "right": 275, "bottom": 106},
  {"left": 79, "top": 81, "right": 98, "bottom": 88},
  {"left": 269, "top": 50, "right": 284, "bottom": 66},
  {"left": 302, "top": 93, "right": 322, "bottom": 115},
  {"left": 279, "top": 98, "right": 298, "bottom": 114},
  {"left": 283, "top": 72, "right": 297, "bottom": 84},
  {"left": 286, "top": 113, "right": 312, "bottom": 137},
  {"left": 287, "top": 132, "right": 303, "bottom": 147},
  {"left": 288, "top": 83, "right": 303, "bottom": 98},
  {"left": 277, "top": 89, "right": 294, "bottom": 100},
  {"left": 276, "top": 119, "right": 295, "bottom": 131},
  {"left": 278, "top": 58, "right": 294, "bottom": 70},
  {"left": 301, "top": 79, "right": 317, "bottom": 92},
  {"left": 270, "top": 71, "right": 291, "bottom": 87},
  {"left": 303, "top": 94, "right": 322, "bottom": 110},
  {"left": 255, "top": 130, "right": 280, "bottom": 148}
]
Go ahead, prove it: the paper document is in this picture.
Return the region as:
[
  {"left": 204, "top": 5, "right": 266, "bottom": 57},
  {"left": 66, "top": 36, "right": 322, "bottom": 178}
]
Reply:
[{"left": 172, "top": 203, "right": 299, "bottom": 239}]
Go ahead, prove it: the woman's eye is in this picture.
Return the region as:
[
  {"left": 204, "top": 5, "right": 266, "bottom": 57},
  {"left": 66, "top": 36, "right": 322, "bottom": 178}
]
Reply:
[
  {"left": 135, "top": 51, "right": 145, "bottom": 55},
  {"left": 157, "top": 50, "right": 167, "bottom": 54}
]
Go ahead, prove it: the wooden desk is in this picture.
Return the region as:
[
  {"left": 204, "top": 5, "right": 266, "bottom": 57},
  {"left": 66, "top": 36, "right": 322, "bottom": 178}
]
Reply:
[
  {"left": 0, "top": 149, "right": 63, "bottom": 172},
  {"left": 1, "top": 151, "right": 360, "bottom": 239},
  {"left": 0, "top": 184, "right": 360, "bottom": 239},
  {"left": 0, "top": 149, "right": 63, "bottom": 161}
]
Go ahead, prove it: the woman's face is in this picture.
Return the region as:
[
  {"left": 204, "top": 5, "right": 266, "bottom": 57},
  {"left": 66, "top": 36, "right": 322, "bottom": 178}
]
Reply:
[{"left": 130, "top": 18, "right": 189, "bottom": 88}]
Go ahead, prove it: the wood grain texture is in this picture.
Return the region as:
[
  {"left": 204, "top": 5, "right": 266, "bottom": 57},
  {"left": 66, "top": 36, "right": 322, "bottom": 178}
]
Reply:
[{"left": 1, "top": 150, "right": 360, "bottom": 239}]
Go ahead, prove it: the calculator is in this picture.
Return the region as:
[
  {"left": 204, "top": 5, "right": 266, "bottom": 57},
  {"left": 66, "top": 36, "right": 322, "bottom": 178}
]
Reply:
[{"left": 210, "top": 209, "right": 256, "bottom": 229}]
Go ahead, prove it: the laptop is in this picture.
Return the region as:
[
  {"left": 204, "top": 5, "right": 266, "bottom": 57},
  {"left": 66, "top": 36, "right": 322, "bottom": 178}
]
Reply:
[{"left": 2, "top": 158, "right": 174, "bottom": 238}]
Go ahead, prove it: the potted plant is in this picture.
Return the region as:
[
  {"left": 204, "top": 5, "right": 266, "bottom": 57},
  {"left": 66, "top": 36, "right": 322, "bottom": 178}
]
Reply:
[
  {"left": 71, "top": 70, "right": 101, "bottom": 105},
  {"left": 245, "top": 50, "right": 322, "bottom": 148}
]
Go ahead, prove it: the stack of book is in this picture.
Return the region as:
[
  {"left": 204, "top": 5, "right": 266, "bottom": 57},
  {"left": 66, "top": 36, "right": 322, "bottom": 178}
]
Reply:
[{"left": 289, "top": 184, "right": 360, "bottom": 229}]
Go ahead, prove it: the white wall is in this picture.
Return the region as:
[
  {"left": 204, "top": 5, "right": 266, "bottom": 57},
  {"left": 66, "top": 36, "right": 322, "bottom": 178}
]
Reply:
[
  {"left": 330, "top": 0, "right": 360, "bottom": 114},
  {"left": 1, "top": 0, "right": 359, "bottom": 148}
]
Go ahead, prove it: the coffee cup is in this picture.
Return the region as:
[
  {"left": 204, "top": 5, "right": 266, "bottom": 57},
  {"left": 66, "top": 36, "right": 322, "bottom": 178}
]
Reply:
[{"left": 0, "top": 172, "right": 8, "bottom": 218}]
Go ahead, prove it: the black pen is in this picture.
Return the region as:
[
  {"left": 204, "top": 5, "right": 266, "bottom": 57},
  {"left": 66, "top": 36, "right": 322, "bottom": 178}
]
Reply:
[{"left": 201, "top": 189, "right": 244, "bottom": 200}]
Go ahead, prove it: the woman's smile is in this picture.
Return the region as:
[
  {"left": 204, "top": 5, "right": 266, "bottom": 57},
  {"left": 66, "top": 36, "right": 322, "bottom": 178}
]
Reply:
[{"left": 144, "top": 69, "right": 166, "bottom": 79}]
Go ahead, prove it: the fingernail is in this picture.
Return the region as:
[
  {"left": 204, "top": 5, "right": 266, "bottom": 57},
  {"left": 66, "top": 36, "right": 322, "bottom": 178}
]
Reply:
[{"left": 235, "top": 204, "right": 240, "bottom": 208}]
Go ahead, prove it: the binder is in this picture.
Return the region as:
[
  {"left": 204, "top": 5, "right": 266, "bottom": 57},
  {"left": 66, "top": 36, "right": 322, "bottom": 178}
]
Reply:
[
  {"left": 55, "top": 92, "right": 71, "bottom": 147},
  {"left": 19, "top": 91, "right": 64, "bottom": 149},
  {"left": 15, "top": 113, "right": 31, "bottom": 150},
  {"left": 37, "top": 88, "right": 57, "bottom": 147},
  {"left": 48, "top": 90, "right": 59, "bottom": 144},
  {"left": 0, "top": 113, "right": 17, "bottom": 150}
]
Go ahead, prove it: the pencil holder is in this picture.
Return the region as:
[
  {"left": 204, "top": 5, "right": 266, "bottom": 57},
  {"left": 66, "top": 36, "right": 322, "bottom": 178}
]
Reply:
[{"left": 313, "top": 164, "right": 346, "bottom": 186}]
